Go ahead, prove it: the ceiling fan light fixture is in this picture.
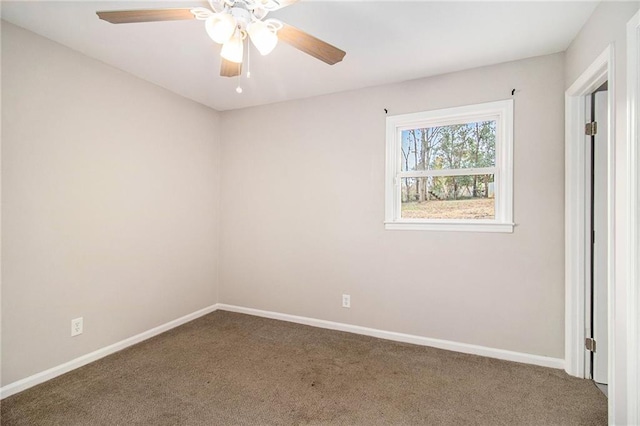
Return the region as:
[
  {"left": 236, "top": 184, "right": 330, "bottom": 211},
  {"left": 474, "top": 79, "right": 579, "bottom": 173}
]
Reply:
[
  {"left": 205, "top": 13, "right": 237, "bottom": 44},
  {"left": 247, "top": 20, "right": 278, "bottom": 56},
  {"left": 96, "top": 1, "right": 347, "bottom": 84},
  {"left": 221, "top": 33, "right": 244, "bottom": 63}
]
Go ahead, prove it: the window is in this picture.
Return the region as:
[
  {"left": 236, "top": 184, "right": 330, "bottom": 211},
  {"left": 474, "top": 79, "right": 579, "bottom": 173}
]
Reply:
[{"left": 385, "top": 100, "right": 514, "bottom": 232}]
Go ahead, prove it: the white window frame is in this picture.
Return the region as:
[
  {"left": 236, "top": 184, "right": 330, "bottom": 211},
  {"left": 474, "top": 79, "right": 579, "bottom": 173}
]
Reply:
[{"left": 384, "top": 99, "right": 514, "bottom": 233}]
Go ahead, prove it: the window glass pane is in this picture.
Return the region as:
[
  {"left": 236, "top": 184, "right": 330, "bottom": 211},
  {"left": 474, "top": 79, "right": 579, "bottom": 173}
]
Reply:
[
  {"left": 400, "top": 121, "right": 496, "bottom": 172},
  {"left": 400, "top": 175, "right": 495, "bottom": 219}
]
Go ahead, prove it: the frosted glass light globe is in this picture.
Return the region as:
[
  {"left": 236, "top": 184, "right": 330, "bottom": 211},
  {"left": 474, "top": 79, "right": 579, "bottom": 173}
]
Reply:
[
  {"left": 221, "top": 35, "right": 244, "bottom": 64},
  {"left": 205, "top": 13, "right": 237, "bottom": 44},
  {"left": 247, "top": 20, "right": 278, "bottom": 56}
]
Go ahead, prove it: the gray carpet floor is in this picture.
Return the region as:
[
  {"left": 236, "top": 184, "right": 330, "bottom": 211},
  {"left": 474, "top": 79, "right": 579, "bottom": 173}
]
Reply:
[{"left": 1, "top": 311, "right": 607, "bottom": 425}]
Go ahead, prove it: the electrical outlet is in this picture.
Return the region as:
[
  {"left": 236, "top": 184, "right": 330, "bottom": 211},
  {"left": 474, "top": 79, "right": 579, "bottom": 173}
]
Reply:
[
  {"left": 342, "top": 294, "right": 351, "bottom": 308},
  {"left": 71, "top": 317, "right": 83, "bottom": 337}
]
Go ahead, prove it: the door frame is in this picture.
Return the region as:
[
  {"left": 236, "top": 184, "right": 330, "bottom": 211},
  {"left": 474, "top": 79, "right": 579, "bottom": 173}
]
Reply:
[
  {"left": 627, "top": 9, "right": 640, "bottom": 425},
  {"left": 564, "top": 44, "right": 615, "bottom": 422}
]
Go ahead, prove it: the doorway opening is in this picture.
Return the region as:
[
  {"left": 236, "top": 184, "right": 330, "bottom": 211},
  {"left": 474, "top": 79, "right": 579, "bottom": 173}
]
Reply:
[
  {"left": 585, "top": 82, "right": 608, "bottom": 397},
  {"left": 564, "top": 44, "right": 614, "bottom": 424}
]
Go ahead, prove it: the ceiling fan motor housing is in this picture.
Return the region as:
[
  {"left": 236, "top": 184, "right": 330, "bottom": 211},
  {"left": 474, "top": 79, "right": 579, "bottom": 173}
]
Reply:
[{"left": 230, "top": 3, "right": 253, "bottom": 30}]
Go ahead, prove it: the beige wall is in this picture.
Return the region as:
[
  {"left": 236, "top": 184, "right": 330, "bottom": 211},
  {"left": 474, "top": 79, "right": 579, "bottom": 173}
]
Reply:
[
  {"left": 1, "top": 22, "right": 221, "bottom": 385},
  {"left": 564, "top": 2, "right": 640, "bottom": 423},
  {"left": 220, "top": 53, "right": 566, "bottom": 359}
]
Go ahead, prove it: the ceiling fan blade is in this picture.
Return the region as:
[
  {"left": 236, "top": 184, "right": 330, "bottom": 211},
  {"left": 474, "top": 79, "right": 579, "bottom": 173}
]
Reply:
[
  {"left": 96, "top": 9, "right": 196, "bottom": 24},
  {"left": 278, "top": 23, "right": 346, "bottom": 65},
  {"left": 220, "top": 59, "right": 242, "bottom": 77}
]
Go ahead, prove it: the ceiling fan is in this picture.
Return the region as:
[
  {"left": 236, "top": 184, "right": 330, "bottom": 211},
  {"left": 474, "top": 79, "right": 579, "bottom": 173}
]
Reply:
[{"left": 97, "top": 0, "right": 346, "bottom": 84}]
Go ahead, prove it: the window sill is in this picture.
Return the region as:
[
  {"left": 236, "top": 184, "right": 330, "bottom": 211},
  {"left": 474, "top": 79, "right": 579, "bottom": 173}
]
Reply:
[{"left": 384, "top": 221, "right": 514, "bottom": 233}]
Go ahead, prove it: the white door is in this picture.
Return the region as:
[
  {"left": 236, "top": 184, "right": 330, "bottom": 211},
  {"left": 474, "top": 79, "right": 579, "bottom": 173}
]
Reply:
[{"left": 592, "top": 88, "right": 608, "bottom": 385}]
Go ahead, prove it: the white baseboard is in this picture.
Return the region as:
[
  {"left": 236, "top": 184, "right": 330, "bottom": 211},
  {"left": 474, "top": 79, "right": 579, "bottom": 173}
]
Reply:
[
  {"left": 1, "top": 302, "right": 565, "bottom": 399},
  {"left": 0, "top": 304, "right": 219, "bottom": 399},
  {"left": 217, "top": 304, "right": 565, "bottom": 370}
]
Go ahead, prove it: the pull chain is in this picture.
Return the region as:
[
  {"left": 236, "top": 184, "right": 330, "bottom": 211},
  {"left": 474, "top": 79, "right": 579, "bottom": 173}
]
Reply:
[
  {"left": 236, "top": 71, "right": 243, "bottom": 93},
  {"left": 235, "top": 36, "right": 245, "bottom": 94},
  {"left": 247, "top": 39, "right": 251, "bottom": 79}
]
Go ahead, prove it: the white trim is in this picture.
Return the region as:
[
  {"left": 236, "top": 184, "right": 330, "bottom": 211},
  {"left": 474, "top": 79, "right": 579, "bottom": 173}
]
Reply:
[
  {"left": 564, "top": 45, "right": 616, "bottom": 424},
  {"left": 399, "top": 167, "right": 495, "bottom": 178},
  {"left": 384, "top": 221, "right": 513, "bottom": 233},
  {"left": 384, "top": 99, "right": 514, "bottom": 233},
  {"left": 1, "top": 302, "right": 566, "bottom": 401},
  {"left": 627, "top": 10, "right": 640, "bottom": 426},
  {"left": 217, "top": 304, "right": 564, "bottom": 370},
  {"left": 0, "top": 304, "right": 219, "bottom": 399}
]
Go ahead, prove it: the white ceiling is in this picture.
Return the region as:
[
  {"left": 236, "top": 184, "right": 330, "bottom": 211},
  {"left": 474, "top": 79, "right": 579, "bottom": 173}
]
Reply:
[{"left": 1, "top": 1, "right": 598, "bottom": 111}]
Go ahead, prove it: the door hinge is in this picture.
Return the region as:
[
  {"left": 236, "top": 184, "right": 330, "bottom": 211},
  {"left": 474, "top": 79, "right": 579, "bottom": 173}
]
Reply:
[
  {"left": 585, "top": 122, "right": 598, "bottom": 136},
  {"left": 585, "top": 337, "right": 597, "bottom": 352}
]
